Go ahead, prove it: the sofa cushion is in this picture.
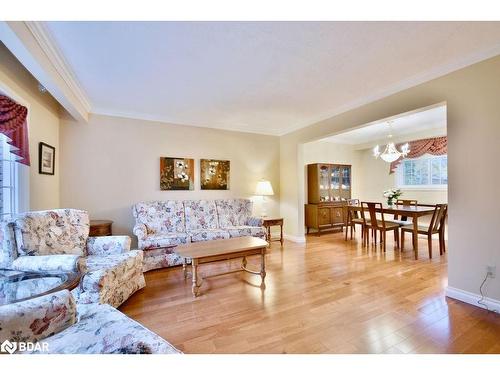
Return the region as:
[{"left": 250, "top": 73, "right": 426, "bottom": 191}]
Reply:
[
  {"left": 215, "top": 199, "right": 253, "bottom": 227},
  {"left": 189, "top": 229, "right": 230, "bottom": 242},
  {"left": 141, "top": 233, "right": 189, "bottom": 250},
  {"left": 184, "top": 200, "right": 219, "bottom": 231},
  {"left": 133, "top": 201, "right": 186, "bottom": 234},
  {"left": 13, "top": 209, "right": 89, "bottom": 256},
  {"left": 226, "top": 226, "right": 266, "bottom": 239},
  {"left": 33, "top": 303, "right": 181, "bottom": 354}
]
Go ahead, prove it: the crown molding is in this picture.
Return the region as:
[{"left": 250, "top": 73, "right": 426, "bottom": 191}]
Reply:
[
  {"left": 24, "top": 21, "right": 92, "bottom": 113},
  {"left": 91, "top": 107, "right": 282, "bottom": 136}
]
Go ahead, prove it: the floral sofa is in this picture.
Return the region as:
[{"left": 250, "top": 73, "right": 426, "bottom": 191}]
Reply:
[
  {"left": 133, "top": 199, "right": 265, "bottom": 271},
  {"left": 0, "top": 209, "right": 145, "bottom": 308},
  {"left": 0, "top": 289, "right": 180, "bottom": 354}
]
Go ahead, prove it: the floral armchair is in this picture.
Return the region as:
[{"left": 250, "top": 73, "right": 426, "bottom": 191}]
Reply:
[
  {"left": 0, "top": 209, "right": 145, "bottom": 307},
  {"left": 0, "top": 289, "right": 181, "bottom": 354}
]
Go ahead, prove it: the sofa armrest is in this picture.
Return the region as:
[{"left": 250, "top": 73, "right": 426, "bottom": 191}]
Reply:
[
  {"left": 247, "top": 216, "right": 264, "bottom": 227},
  {"left": 0, "top": 220, "right": 18, "bottom": 268},
  {"left": 133, "top": 223, "right": 148, "bottom": 241},
  {"left": 86, "top": 236, "right": 131, "bottom": 256},
  {"left": 0, "top": 289, "right": 77, "bottom": 345},
  {"left": 11, "top": 254, "right": 82, "bottom": 273}
]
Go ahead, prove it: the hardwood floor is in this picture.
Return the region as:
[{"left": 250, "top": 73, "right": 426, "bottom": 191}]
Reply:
[{"left": 120, "top": 231, "right": 500, "bottom": 353}]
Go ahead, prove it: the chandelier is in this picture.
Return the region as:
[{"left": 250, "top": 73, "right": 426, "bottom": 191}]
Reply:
[{"left": 373, "top": 122, "right": 410, "bottom": 163}]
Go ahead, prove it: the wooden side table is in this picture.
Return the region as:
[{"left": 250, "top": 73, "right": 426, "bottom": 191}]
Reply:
[
  {"left": 262, "top": 218, "right": 284, "bottom": 247},
  {"left": 89, "top": 220, "right": 113, "bottom": 237}
]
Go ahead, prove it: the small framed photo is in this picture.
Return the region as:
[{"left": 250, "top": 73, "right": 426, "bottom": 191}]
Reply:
[{"left": 39, "top": 142, "right": 55, "bottom": 175}]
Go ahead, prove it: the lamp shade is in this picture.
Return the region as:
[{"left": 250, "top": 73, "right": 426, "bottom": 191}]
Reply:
[{"left": 255, "top": 180, "right": 274, "bottom": 196}]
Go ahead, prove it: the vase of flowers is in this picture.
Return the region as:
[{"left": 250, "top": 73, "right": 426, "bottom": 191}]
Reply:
[{"left": 383, "top": 188, "right": 402, "bottom": 206}]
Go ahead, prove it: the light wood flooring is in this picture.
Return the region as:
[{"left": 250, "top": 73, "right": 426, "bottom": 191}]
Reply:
[{"left": 120, "top": 231, "right": 500, "bottom": 353}]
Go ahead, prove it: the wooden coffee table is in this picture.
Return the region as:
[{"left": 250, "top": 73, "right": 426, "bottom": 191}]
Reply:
[{"left": 175, "top": 237, "right": 268, "bottom": 297}]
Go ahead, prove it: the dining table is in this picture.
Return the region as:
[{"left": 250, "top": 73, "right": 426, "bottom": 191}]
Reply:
[{"left": 346, "top": 204, "right": 437, "bottom": 260}]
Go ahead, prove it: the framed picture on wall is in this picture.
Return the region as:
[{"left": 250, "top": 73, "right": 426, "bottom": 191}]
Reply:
[
  {"left": 200, "top": 159, "right": 230, "bottom": 190},
  {"left": 39, "top": 142, "right": 55, "bottom": 175},
  {"left": 160, "top": 157, "right": 195, "bottom": 190}
]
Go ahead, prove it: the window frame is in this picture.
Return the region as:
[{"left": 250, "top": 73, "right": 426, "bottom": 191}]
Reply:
[
  {"left": 0, "top": 134, "right": 20, "bottom": 218},
  {"left": 395, "top": 153, "right": 448, "bottom": 191}
]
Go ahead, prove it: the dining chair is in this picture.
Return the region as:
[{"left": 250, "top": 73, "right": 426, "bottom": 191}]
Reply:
[
  {"left": 360, "top": 202, "right": 400, "bottom": 251},
  {"left": 400, "top": 204, "right": 448, "bottom": 258},
  {"left": 392, "top": 199, "right": 418, "bottom": 226},
  {"left": 344, "top": 199, "right": 365, "bottom": 241}
]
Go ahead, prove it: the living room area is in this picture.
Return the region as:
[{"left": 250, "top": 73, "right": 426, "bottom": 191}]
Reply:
[{"left": 1, "top": 2, "right": 500, "bottom": 371}]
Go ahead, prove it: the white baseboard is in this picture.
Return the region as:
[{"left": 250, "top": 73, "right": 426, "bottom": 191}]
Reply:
[
  {"left": 445, "top": 286, "right": 500, "bottom": 312},
  {"left": 283, "top": 234, "right": 306, "bottom": 243}
]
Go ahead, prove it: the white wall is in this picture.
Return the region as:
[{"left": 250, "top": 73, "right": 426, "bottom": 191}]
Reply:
[
  {"left": 0, "top": 42, "right": 61, "bottom": 211},
  {"left": 60, "top": 114, "right": 280, "bottom": 244}
]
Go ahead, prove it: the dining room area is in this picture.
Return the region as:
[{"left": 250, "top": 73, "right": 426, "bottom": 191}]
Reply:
[{"left": 303, "top": 103, "right": 448, "bottom": 260}]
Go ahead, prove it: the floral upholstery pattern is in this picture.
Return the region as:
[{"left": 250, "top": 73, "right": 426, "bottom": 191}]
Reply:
[
  {"left": 0, "top": 289, "right": 77, "bottom": 344},
  {"left": 227, "top": 226, "right": 266, "bottom": 239},
  {"left": 13, "top": 209, "right": 89, "bottom": 256},
  {"left": 189, "top": 229, "right": 230, "bottom": 242},
  {"left": 133, "top": 201, "right": 186, "bottom": 234},
  {"left": 10, "top": 254, "right": 81, "bottom": 273},
  {"left": 140, "top": 233, "right": 189, "bottom": 250},
  {"left": 75, "top": 250, "right": 145, "bottom": 308},
  {"left": 31, "top": 302, "right": 181, "bottom": 354},
  {"left": 133, "top": 199, "right": 265, "bottom": 269},
  {"left": 0, "top": 220, "right": 18, "bottom": 268},
  {"left": 1, "top": 209, "right": 145, "bottom": 307},
  {"left": 184, "top": 200, "right": 219, "bottom": 230},
  {"left": 143, "top": 248, "right": 185, "bottom": 272},
  {"left": 215, "top": 199, "right": 253, "bottom": 227},
  {"left": 86, "top": 235, "right": 131, "bottom": 256},
  {"left": 0, "top": 276, "right": 63, "bottom": 303}
]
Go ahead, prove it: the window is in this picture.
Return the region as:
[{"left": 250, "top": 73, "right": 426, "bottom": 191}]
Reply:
[
  {"left": 396, "top": 154, "right": 447, "bottom": 189},
  {"left": 0, "top": 134, "right": 19, "bottom": 218}
]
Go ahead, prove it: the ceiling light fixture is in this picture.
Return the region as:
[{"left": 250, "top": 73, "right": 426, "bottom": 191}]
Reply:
[{"left": 373, "top": 121, "right": 410, "bottom": 163}]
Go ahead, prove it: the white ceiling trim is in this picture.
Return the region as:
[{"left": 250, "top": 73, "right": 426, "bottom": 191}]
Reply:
[
  {"left": 91, "top": 107, "right": 280, "bottom": 136},
  {"left": 24, "top": 21, "right": 92, "bottom": 113},
  {"left": 281, "top": 43, "right": 500, "bottom": 136}
]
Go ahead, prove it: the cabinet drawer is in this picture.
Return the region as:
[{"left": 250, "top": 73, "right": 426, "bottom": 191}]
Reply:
[
  {"left": 331, "top": 207, "right": 344, "bottom": 224},
  {"left": 318, "top": 208, "right": 331, "bottom": 225}
]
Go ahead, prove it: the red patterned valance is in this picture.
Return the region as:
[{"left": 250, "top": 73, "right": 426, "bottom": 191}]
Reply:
[
  {"left": 389, "top": 136, "right": 447, "bottom": 174},
  {"left": 0, "top": 94, "right": 30, "bottom": 166}
]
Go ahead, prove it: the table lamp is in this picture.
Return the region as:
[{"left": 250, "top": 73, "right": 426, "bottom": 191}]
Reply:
[{"left": 255, "top": 179, "right": 274, "bottom": 217}]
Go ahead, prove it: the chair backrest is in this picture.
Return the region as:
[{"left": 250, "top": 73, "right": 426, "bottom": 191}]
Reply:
[
  {"left": 429, "top": 204, "right": 448, "bottom": 232},
  {"left": 12, "top": 209, "right": 89, "bottom": 257},
  {"left": 347, "top": 199, "right": 360, "bottom": 219},
  {"left": 394, "top": 199, "right": 418, "bottom": 221},
  {"left": 396, "top": 199, "right": 418, "bottom": 206},
  {"left": 361, "top": 202, "right": 387, "bottom": 229}
]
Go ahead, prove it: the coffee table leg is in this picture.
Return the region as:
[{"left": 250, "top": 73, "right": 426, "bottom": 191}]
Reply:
[
  {"left": 183, "top": 258, "right": 188, "bottom": 279},
  {"left": 192, "top": 259, "right": 199, "bottom": 297},
  {"left": 260, "top": 249, "right": 266, "bottom": 288}
]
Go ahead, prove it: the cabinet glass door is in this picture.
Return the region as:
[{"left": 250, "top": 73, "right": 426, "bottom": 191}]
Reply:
[
  {"left": 341, "top": 166, "right": 351, "bottom": 199},
  {"left": 330, "top": 166, "right": 341, "bottom": 201},
  {"left": 319, "top": 165, "right": 330, "bottom": 202}
]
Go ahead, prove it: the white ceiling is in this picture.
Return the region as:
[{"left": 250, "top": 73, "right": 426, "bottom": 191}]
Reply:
[
  {"left": 321, "top": 105, "right": 446, "bottom": 145},
  {"left": 43, "top": 21, "right": 500, "bottom": 135}
]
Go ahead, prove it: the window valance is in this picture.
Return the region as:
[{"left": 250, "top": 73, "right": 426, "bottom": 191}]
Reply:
[
  {"left": 389, "top": 136, "right": 447, "bottom": 174},
  {"left": 0, "top": 94, "right": 30, "bottom": 166}
]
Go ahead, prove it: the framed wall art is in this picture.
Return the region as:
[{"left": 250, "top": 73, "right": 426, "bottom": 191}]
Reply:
[
  {"left": 160, "top": 157, "right": 194, "bottom": 190},
  {"left": 200, "top": 159, "right": 230, "bottom": 190},
  {"left": 39, "top": 142, "right": 55, "bottom": 175}
]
